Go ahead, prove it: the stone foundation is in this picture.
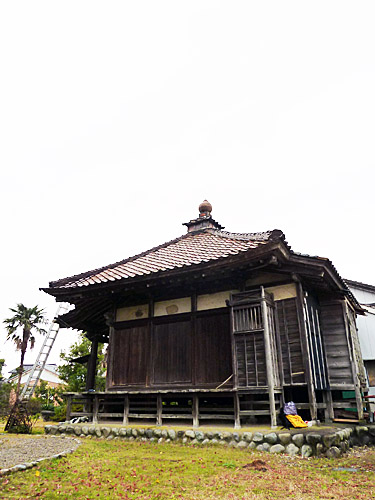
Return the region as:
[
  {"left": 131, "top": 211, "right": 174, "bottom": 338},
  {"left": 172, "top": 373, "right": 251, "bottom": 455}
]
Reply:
[{"left": 44, "top": 424, "right": 375, "bottom": 458}]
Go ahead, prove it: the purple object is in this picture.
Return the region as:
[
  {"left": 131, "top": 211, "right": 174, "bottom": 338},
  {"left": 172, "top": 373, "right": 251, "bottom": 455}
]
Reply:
[{"left": 283, "top": 401, "right": 297, "bottom": 415}]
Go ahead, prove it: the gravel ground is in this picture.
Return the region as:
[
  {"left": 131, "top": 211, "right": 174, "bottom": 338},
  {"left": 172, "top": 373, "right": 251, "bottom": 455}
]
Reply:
[{"left": 0, "top": 435, "right": 80, "bottom": 469}]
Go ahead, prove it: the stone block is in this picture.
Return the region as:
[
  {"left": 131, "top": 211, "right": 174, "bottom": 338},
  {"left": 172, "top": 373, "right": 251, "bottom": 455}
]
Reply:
[
  {"left": 95, "top": 428, "right": 102, "bottom": 438},
  {"left": 242, "top": 432, "right": 253, "bottom": 443},
  {"left": 74, "top": 426, "right": 82, "bottom": 436},
  {"left": 206, "top": 432, "right": 214, "bottom": 439},
  {"left": 168, "top": 429, "right": 176, "bottom": 440},
  {"left": 326, "top": 446, "right": 341, "bottom": 458},
  {"left": 256, "top": 444, "right": 265, "bottom": 452},
  {"left": 264, "top": 433, "right": 278, "bottom": 445},
  {"left": 252, "top": 432, "right": 264, "bottom": 443},
  {"left": 306, "top": 433, "right": 321, "bottom": 446},
  {"left": 322, "top": 434, "right": 339, "bottom": 448},
  {"left": 286, "top": 443, "right": 300, "bottom": 456},
  {"left": 301, "top": 445, "right": 313, "bottom": 457},
  {"left": 278, "top": 433, "right": 291, "bottom": 445},
  {"left": 270, "top": 444, "right": 285, "bottom": 454},
  {"left": 153, "top": 429, "right": 162, "bottom": 438},
  {"left": 233, "top": 432, "right": 240, "bottom": 442},
  {"left": 262, "top": 443, "right": 271, "bottom": 452},
  {"left": 201, "top": 439, "right": 210, "bottom": 446},
  {"left": 145, "top": 429, "right": 154, "bottom": 439},
  {"left": 185, "top": 430, "right": 195, "bottom": 439},
  {"left": 316, "top": 443, "right": 324, "bottom": 456},
  {"left": 237, "top": 441, "right": 248, "bottom": 449},
  {"left": 132, "top": 429, "right": 138, "bottom": 438},
  {"left": 195, "top": 431, "right": 205, "bottom": 441},
  {"left": 222, "top": 432, "right": 232, "bottom": 442},
  {"left": 81, "top": 426, "right": 89, "bottom": 436},
  {"left": 161, "top": 430, "right": 168, "bottom": 439}
]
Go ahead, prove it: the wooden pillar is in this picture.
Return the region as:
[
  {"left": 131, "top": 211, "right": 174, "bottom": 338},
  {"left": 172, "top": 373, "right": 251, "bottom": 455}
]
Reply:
[
  {"left": 261, "top": 287, "right": 277, "bottom": 428},
  {"left": 234, "top": 393, "right": 241, "bottom": 429},
  {"left": 192, "top": 394, "right": 199, "bottom": 428},
  {"left": 93, "top": 395, "right": 99, "bottom": 424},
  {"left": 296, "top": 282, "right": 318, "bottom": 420},
  {"left": 66, "top": 395, "right": 72, "bottom": 421},
  {"left": 86, "top": 337, "right": 99, "bottom": 391},
  {"left": 323, "top": 391, "right": 334, "bottom": 422},
  {"left": 156, "top": 395, "right": 162, "bottom": 426},
  {"left": 342, "top": 302, "right": 364, "bottom": 420},
  {"left": 123, "top": 395, "right": 129, "bottom": 426}
]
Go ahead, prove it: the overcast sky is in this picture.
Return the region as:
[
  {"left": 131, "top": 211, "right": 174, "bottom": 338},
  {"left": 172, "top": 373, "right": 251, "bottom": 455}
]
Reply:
[{"left": 1, "top": 1, "right": 374, "bottom": 375}]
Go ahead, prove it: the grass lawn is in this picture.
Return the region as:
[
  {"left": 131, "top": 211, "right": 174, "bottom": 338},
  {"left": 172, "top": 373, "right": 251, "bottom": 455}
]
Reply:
[{"left": 0, "top": 438, "right": 374, "bottom": 499}]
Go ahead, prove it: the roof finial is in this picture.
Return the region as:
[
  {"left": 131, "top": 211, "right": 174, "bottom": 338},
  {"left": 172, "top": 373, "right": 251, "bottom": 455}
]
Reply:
[
  {"left": 183, "top": 200, "right": 224, "bottom": 232},
  {"left": 199, "top": 200, "right": 212, "bottom": 217}
]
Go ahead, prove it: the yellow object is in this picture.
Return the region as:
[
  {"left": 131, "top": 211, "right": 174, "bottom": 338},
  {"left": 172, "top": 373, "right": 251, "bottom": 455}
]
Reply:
[{"left": 286, "top": 414, "right": 308, "bottom": 428}]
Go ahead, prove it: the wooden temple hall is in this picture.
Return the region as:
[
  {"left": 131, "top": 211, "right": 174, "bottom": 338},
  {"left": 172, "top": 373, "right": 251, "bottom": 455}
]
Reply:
[{"left": 42, "top": 201, "right": 368, "bottom": 428}]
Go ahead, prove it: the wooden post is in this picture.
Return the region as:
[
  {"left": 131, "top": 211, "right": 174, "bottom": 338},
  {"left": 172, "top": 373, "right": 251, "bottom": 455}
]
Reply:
[
  {"left": 296, "top": 282, "right": 318, "bottom": 420},
  {"left": 93, "top": 395, "right": 99, "bottom": 424},
  {"left": 192, "top": 394, "right": 199, "bottom": 428},
  {"left": 86, "top": 337, "right": 99, "bottom": 391},
  {"left": 234, "top": 393, "right": 241, "bottom": 429},
  {"left": 156, "top": 395, "right": 162, "bottom": 426},
  {"left": 342, "top": 302, "right": 364, "bottom": 420},
  {"left": 323, "top": 391, "right": 334, "bottom": 421},
  {"left": 123, "top": 395, "right": 129, "bottom": 425},
  {"left": 66, "top": 395, "right": 72, "bottom": 421},
  {"left": 261, "top": 287, "right": 277, "bottom": 428}
]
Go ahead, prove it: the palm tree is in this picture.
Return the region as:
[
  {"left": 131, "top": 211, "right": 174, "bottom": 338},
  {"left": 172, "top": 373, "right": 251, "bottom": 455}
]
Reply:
[{"left": 4, "top": 304, "right": 46, "bottom": 401}]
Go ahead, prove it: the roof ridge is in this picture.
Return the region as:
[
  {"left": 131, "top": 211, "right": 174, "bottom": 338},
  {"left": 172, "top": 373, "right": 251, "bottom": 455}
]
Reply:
[{"left": 209, "top": 228, "right": 285, "bottom": 242}]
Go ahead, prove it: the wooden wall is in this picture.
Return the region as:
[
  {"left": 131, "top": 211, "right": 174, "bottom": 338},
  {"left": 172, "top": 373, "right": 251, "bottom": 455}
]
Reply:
[
  {"left": 319, "top": 301, "right": 354, "bottom": 387},
  {"left": 109, "top": 309, "right": 231, "bottom": 390},
  {"left": 276, "top": 298, "right": 306, "bottom": 385}
]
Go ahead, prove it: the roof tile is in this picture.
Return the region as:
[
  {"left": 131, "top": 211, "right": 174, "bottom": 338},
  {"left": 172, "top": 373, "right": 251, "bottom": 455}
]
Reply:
[{"left": 49, "top": 228, "right": 280, "bottom": 289}]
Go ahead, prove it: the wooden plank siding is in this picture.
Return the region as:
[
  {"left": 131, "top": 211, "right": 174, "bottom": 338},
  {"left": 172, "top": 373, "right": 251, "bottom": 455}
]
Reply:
[
  {"left": 111, "top": 321, "right": 149, "bottom": 386},
  {"left": 275, "top": 298, "right": 305, "bottom": 385},
  {"left": 109, "top": 309, "right": 231, "bottom": 390},
  {"left": 319, "top": 301, "right": 354, "bottom": 387}
]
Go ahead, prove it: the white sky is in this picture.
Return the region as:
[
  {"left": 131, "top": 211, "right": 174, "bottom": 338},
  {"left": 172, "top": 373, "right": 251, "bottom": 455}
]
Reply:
[{"left": 1, "top": 1, "right": 374, "bottom": 375}]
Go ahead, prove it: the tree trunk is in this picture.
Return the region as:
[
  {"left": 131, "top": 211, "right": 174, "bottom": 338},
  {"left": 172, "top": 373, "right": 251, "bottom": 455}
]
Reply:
[{"left": 15, "top": 328, "right": 30, "bottom": 402}]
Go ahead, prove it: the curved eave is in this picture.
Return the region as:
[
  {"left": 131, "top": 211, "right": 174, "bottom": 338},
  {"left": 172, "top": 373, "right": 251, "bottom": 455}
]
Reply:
[
  {"left": 41, "top": 240, "right": 285, "bottom": 300},
  {"left": 290, "top": 253, "right": 364, "bottom": 314}
]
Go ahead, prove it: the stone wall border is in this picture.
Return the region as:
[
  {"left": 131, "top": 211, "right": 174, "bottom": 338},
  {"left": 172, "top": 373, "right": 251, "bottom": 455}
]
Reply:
[
  {"left": 0, "top": 436, "right": 81, "bottom": 477},
  {"left": 44, "top": 423, "right": 375, "bottom": 458}
]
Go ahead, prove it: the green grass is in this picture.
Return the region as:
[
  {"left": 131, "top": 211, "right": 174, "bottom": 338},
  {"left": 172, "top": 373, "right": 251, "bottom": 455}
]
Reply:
[{"left": 1, "top": 438, "right": 374, "bottom": 499}]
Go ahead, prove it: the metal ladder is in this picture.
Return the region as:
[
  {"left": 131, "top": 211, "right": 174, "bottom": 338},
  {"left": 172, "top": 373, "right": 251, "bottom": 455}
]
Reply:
[{"left": 20, "top": 303, "right": 70, "bottom": 400}]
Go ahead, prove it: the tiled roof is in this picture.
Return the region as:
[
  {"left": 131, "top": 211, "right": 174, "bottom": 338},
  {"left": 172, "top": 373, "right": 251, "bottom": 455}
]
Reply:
[{"left": 49, "top": 228, "right": 284, "bottom": 289}]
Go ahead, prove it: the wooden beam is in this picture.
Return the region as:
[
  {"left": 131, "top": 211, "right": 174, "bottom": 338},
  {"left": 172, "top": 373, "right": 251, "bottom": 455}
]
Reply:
[
  {"left": 85, "top": 337, "right": 99, "bottom": 391},
  {"left": 192, "top": 394, "right": 199, "bottom": 428},
  {"left": 123, "top": 395, "right": 129, "bottom": 425},
  {"left": 234, "top": 393, "right": 241, "bottom": 429},
  {"left": 261, "top": 287, "right": 277, "bottom": 428},
  {"left": 296, "top": 282, "right": 318, "bottom": 420},
  {"left": 156, "top": 395, "right": 162, "bottom": 426},
  {"left": 66, "top": 395, "right": 72, "bottom": 421},
  {"left": 92, "top": 396, "right": 99, "bottom": 424},
  {"left": 323, "top": 391, "right": 334, "bottom": 422}
]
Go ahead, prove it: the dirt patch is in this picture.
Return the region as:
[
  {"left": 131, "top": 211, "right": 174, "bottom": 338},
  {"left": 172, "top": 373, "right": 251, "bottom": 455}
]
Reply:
[{"left": 0, "top": 435, "right": 79, "bottom": 470}]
